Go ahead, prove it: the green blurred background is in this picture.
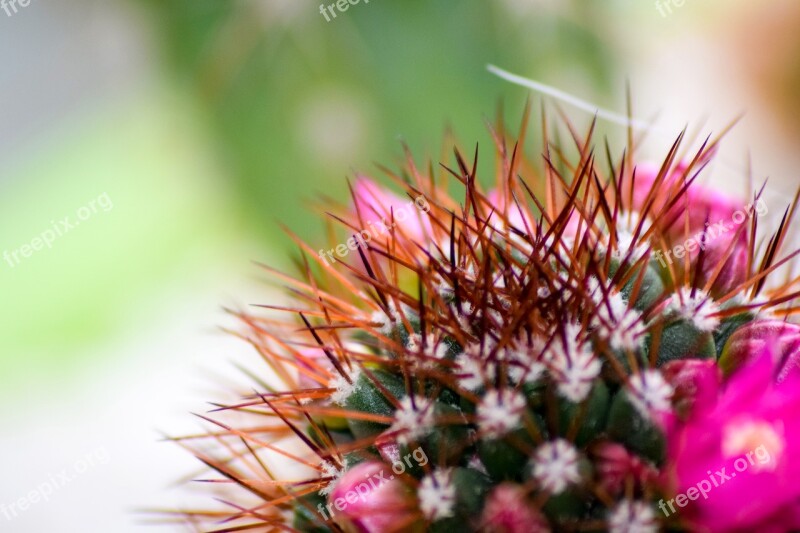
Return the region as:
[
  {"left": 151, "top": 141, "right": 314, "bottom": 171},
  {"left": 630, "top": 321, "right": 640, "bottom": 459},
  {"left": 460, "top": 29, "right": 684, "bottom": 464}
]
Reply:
[
  {"left": 1, "top": 0, "right": 620, "bottom": 397},
  {"left": 140, "top": 0, "right": 616, "bottom": 245},
  {"left": 2, "top": 0, "right": 799, "bottom": 530}
]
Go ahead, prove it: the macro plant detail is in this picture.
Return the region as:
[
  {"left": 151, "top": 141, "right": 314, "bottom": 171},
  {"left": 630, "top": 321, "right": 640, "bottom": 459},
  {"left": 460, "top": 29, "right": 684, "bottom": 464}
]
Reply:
[{"left": 172, "top": 106, "right": 800, "bottom": 532}]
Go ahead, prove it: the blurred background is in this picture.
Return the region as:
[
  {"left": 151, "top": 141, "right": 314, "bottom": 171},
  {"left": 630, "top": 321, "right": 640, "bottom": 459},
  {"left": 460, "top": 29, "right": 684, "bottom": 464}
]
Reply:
[{"left": 1, "top": 0, "right": 799, "bottom": 530}]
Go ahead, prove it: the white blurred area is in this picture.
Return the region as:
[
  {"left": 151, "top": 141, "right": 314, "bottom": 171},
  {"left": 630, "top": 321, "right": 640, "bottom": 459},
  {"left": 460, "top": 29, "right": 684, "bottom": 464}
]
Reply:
[
  {"left": 3, "top": 0, "right": 800, "bottom": 531},
  {"left": 501, "top": 0, "right": 800, "bottom": 201},
  {"left": 0, "top": 271, "right": 268, "bottom": 532},
  {"left": 0, "top": 0, "right": 149, "bottom": 176},
  {"left": 623, "top": 1, "right": 800, "bottom": 200},
  {"left": 0, "top": 1, "right": 272, "bottom": 531}
]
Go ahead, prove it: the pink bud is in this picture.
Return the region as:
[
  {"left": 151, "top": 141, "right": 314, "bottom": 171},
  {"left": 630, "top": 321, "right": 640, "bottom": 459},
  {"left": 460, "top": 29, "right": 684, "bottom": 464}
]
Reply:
[
  {"left": 375, "top": 431, "right": 401, "bottom": 465},
  {"left": 681, "top": 187, "right": 740, "bottom": 237},
  {"left": 294, "top": 348, "right": 351, "bottom": 430},
  {"left": 630, "top": 162, "right": 741, "bottom": 239},
  {"left": 629, "top": 162, "right": 663, "bottom": 213},
  {"left": 660, "top": 359, "right": 721, "bottom": 417},
  {"left": 352, "top": 177, "right": 429, "bottom": 243},
  {"left": 720, "top": 320, "right": 800, "bottom": 382},
  {"left": 486, "top": 189, "right": 534, "bottom": 233},
  {"left": 629, "top": 162, "right": 691, "bottom": 228},
  {"left": 694, "top": 234, "right": 749, "bottom": 298},
  {"left": 295, "top": 348, "right": 333, "bottom": 390},
  {"left": 593, "top": 442, "right": 659, "bottom": 496},
  {"left": 328, "top": 461, "right": 420, "bottom": 533},
  {"left": 480, "top": 483, "right": 551, "bottom": 533},
  {"left": 487, "top": 189, "right": 582, "bottom": 244}
]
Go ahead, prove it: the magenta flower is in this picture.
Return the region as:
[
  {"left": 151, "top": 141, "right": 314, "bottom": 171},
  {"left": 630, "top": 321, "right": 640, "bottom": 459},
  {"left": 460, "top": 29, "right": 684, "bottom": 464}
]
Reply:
[
  {"left": 665, "top": 347, "right": 800, "bottom": 531},
  {"left": 328, "top": 461, "right": 420, "bottom": 533},
  {"left": 720, "top": 320, "right": 800, "bottom": 382}
]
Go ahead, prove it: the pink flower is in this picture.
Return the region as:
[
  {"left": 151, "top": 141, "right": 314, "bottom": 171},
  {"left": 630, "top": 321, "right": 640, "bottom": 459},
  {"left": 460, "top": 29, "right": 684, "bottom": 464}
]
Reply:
[
  {"left": 479, "top": 483, "right": 551, "bottom": 533},
  {"left": 665, "top": 346, "right": 800, "bottom": 531},
  {"left": 328, "top": 461, "right": 420, "bottom": 533},
  {"left": 720, "top": 320, "right": 800, "bottom": 382}
]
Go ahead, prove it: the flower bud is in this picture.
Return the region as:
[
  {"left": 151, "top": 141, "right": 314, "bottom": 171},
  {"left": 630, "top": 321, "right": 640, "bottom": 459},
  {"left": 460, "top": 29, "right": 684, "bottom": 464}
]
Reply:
[
  {"left": 353, "top": 177, "right": 429, "bottom": 243},
  {"left": 375, "top": 431, "right": 402, "bottom": 465},
  {"left": 720, "top": 320, "right": 800, "bottom": 381},
  {"left": 694, "top": 232, "right": 749, "bottom": 299},
  {"left": 592, "top": 442, "right": 658, "bottom": 496},
  {"left": 681, "top": 187, "right": 740, "bottom": 236},
  {"left": 480, "top": 483, "right": 551, "bottom": 533},
  {"left": 329, "top": 461, "right": 420, "bottom": 533},
  {"left": 296, "top": 347, "right": 333, "bottom": 390},
  {"left": 660, "top": 358, "right": 720, "bottom": 418},
  {"left": 631, "top": 162, "right": 741, "bottom": 239}
]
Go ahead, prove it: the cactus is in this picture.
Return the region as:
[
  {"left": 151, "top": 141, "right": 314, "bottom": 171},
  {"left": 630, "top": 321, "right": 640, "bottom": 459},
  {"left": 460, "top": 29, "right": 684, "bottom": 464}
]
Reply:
[{"left": 170, "top": 108, "right": 800, "bottom": 532}]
